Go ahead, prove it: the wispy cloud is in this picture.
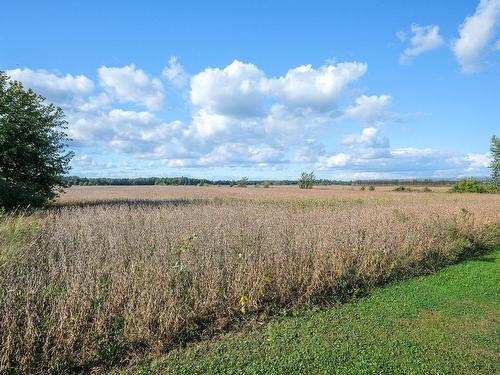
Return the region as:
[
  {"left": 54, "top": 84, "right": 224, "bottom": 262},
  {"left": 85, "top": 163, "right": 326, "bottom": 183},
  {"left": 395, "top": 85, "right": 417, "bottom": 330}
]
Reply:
[
  {"left": 399, "top": 24, "right": 444, "bottom": 64},
  {"left": 452, "top": 0, "right": 500, "bottom": 73},
  {"left": 162, "top": 56, "right": 189, "bottom": 88}
]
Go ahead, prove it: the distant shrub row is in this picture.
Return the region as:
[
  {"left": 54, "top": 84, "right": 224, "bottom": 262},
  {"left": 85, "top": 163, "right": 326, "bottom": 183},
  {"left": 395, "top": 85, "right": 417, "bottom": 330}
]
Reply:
[
  {"left": 393, "top": 186, "right": 432, "bottom": 192},
  {"left": 360, "top": 185, "right": 376, "bottom": 191},
  {"left": 64, "top": 176, "right": 469, "bottom": 187}
]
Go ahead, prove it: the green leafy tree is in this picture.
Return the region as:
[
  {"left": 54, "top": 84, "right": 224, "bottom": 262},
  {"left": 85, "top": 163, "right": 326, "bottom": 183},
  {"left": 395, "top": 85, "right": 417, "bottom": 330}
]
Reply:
[
  {"left": 0, "top": 71, "right": 73, "bottom": 209},
  {"left": 490, "top": 135, "right": 500, "bottom": 185},
  {"left": 237, "top": 177, "right": 248, "bottom": 187},
  {"left": 298, "top": 171, "right": 315, "bottom": 189}
]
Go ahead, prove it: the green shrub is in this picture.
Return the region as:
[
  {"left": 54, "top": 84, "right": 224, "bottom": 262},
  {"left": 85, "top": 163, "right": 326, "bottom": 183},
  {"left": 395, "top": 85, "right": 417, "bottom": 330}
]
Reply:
[
  {"left": 360, "top": 186, "right": 366, "bottom": 191},
  {"left": 298, "top": 171, "right": 315, "bottom": 189},
  {"left": 368, "top": 185, "right": 375, "bottom": 191},
  {"left": 393, "top": 186, "right": 418, "bottom": 192},
  {"left": 394, "top": 186, "right": 434, "bottom": 193},
  {"left": 450, "top": 179, "right": 499, "bottom": 194},
  {"left": 237, "top": 177, "right": 249, "bottom": 188}
]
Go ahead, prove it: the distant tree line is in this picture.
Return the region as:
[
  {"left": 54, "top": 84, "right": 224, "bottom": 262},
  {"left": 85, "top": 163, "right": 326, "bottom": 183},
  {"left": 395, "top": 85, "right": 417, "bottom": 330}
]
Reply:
[
  {"left": 64, "top": 176, "right": 299, "bottom": 186},
  {"left": 64, "top": 176, "right": 213, "bottom": 186},
  {"left": 352, "top": 179, "right": 460, "bottom": 186},
  {"left": 64, "top": 176, "right": 467, "bottom": 187}
]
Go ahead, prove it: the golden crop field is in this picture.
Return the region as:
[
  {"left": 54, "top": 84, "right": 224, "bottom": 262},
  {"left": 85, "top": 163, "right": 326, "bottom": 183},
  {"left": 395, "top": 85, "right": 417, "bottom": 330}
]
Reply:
[{"left": 1, "top": 185, "right": 499, "bottom": 372}]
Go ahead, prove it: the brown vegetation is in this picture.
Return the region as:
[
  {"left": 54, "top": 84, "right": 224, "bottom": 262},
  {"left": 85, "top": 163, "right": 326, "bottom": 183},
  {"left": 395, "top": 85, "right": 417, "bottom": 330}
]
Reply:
[{"left": 1, "top": 186, "right": 499, "bottom": 373}]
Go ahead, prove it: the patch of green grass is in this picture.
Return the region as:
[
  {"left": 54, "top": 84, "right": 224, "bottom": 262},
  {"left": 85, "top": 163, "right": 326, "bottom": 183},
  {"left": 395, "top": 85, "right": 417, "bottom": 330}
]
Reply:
[
  {"left": 0, "top": 213, "right": 42, "bottom": 268},
  {"left": 129, "top": 248, "right": 500, "bottom": 375}
]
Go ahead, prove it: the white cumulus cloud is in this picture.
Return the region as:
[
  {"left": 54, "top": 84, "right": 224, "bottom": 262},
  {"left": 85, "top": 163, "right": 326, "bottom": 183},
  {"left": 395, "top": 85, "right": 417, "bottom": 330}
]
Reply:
[
  {"left": 262, "top": 62, "right": 367, "bottom": 109},
  {"left": 316, "top": 153, "right": 351, "bottom": 169},
  {"left": 191, "top": 60, "right": 266, "bottom": 117},
  {"left": 344, "top": 95, "right": 392, "bottom": 124},
  {"left": 8, "top": 58, "right": 491, "bottom": 178},
  {"left": 98, "top": 64, "right": 165, "bottom": 111},
  {"left": 190, "top": 60, "right": 368, "bottom": 118},
  {"left": 6, "top": 68, "right": 94, "bottom": 102},
  {"left": 199, "top": 143, "right": 283, "bottom": 166}
]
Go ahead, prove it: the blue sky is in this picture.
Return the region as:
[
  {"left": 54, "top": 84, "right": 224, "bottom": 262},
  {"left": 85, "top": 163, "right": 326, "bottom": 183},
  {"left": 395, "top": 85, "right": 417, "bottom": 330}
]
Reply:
[{"left": 1, "top": 0, "right": 499, "bottom": 179}]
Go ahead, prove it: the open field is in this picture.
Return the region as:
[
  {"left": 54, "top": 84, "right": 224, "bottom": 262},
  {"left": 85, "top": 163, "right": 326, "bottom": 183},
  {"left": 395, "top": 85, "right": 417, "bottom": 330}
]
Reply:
[
  {"left": 57, "top": 184, "right": 452, "bottom": 205},
  {"left": 1, "top": 186, "right": 499, "bottom": 373}
]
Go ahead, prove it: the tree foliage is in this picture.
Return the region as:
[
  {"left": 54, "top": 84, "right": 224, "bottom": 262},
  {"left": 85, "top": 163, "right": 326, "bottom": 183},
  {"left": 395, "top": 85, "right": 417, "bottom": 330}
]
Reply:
[
  {"left": 450, "top": 178, "right": 499, "bottom": 194},
  {"left": 490, "top": 135, "right": 500, "bottom": 185},
  {"left": 237, "top": 177, "right": 249, "bottom": 187},
  {"left": 0, "top": 71, "right": 73, "bottom": 209},
  {"left": 298, "top": 171, "right": 315, "bottom": 189}
]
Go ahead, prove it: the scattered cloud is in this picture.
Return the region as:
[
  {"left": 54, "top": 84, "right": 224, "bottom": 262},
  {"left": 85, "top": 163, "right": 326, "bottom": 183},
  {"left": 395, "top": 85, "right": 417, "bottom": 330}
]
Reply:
[
  {"left": 71, "top": 155, "right": 113, "bottom": 170},
  {"left": 399, "top": 24, "right": 444, "bottom": 64},
  {"left": 340, "top": 127, "right": 391, "bottom": 160},
  {"left": 190, "top": 60, "right": 266, "bottom": 117},
  {"left": 344, "top": 95, "right": 392, "bottom": 124},
  {"left": 4, "top": 58, "right": 491, "bottom": 179},
  {"left": 262, "top": 62, "right": 367, "bottom": 110},
  {"left": 341, "top": 127, "right": 389, "bottom": 149},
  {"left": 316, "top": 153, "right": 351, "bottom": 169},
  {"left": 199, "top": 143, "right": 284, "bottom": 166},
  {"left": 291, "top": 139, "right": 326, "bottom": 163},
  {"left": 317, "top": 146, "right": 490, "bottom": 178},
  {"left": 452, "top": 0, "right": 500, "bottom": 73},
  {"left": 162, "top": 56, "right": 189, "bottom": 88},
  {"left": 190, "top": 60, "right": 367, "bottom": 117},
  {"left": 396, "top": 30, "right": 407, "bottom": 42},
  {"left": 98, "top": 64, "right": 165, "bottom": 111},
  {"left": 77, "top": 93, "right": 112, "bottom": 112},
  {"left": 314, "top": 126, "right": 490, "bottom": 179},
  {"left": 464, "top": 152, "right": 492, "bottom": 169},
  {"left": 6, "top": 68, "right": 94, "bottom": 103}
]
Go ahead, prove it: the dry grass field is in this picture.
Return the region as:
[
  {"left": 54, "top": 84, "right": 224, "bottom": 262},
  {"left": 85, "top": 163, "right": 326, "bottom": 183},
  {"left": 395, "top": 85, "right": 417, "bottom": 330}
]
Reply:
[
  {"left": 56, "top": 184, "right": 452, "bottom": 205},
  {"left": 1, "top": 185, "right": 499, "bottom": 373}
]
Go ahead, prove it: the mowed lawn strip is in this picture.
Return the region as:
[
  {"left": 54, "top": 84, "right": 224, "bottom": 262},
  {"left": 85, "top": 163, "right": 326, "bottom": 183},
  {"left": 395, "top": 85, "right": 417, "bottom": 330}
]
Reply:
[{"left": 131, "top": 248, "right": 500, "bottom": 375}]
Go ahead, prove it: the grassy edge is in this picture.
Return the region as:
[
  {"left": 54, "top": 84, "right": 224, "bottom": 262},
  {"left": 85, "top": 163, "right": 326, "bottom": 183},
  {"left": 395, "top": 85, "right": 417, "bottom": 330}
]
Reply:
[{"left": 124, "top": 246, "right": 500, "bottom": 375}]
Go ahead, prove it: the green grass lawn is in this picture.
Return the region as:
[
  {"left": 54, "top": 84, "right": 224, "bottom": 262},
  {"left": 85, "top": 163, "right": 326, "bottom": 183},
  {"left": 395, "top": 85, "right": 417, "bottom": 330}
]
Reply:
[{"left": 131, "top": 249, "right": 500, "bottom": 375}]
